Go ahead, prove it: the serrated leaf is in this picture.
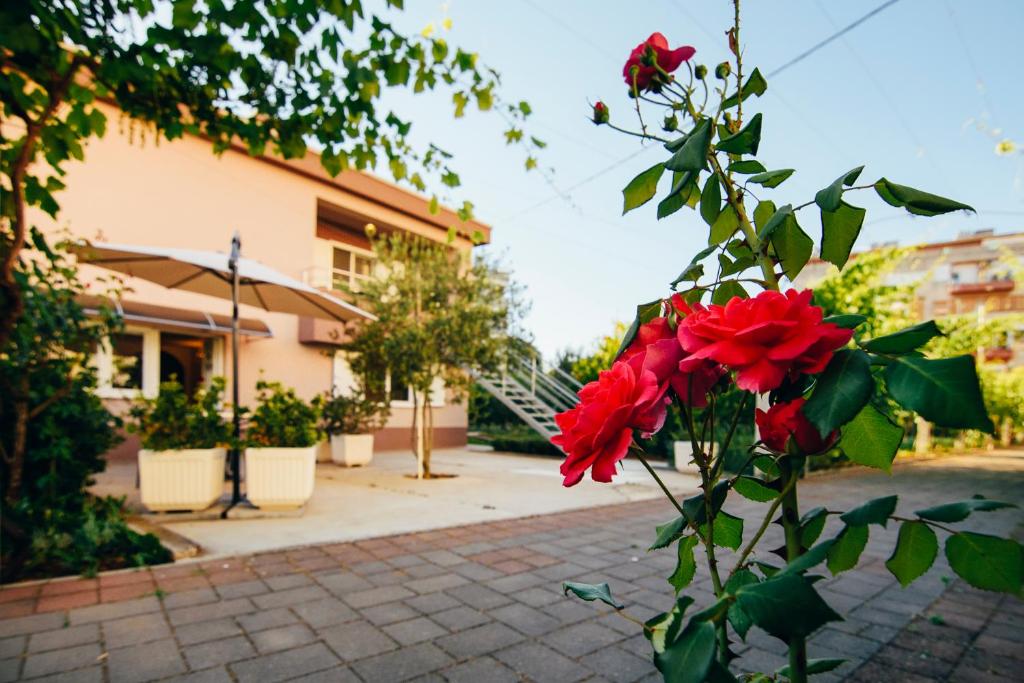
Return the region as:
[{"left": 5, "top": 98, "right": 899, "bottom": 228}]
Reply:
[
  {"left": 884, "top": 356, "right": 994, "bottom": 432},
  {"left": 815, "top": 166, "right": 864, "bottom": 213},
  {"left": 748, "top": 169, "right": 794, "bottom": 188},
  {"left": 886, "top": 521, "right": 938, "bottom": 586},
  {"left": 668, "top": 535, "right": 699, "bottom": 592},
  {"left": 874, "top": 178, "right": 975, "bottom": 217},
  {"left": 770, "top": 211, "right": 813, "bottom": 280},
  {"left": 778, "top": 539, "right": 834, "bottom": 576},
  {"left": 666, "top": 119, "right": 713, "bottom": 173},
  {"left": 563, "top": 581, "right": 624, "bottom": 609},
  {"left": 709, "top": 511, "right": 744, "bottom": 550},
  {"left": 840, "top": 495, "right": 898, "bottom": 527},
  {"left": 864, "top": 321, "right": 944, "bottom": 354},
  {"left": 945, "top": 532, "right": 1023, "bottom": 594},
  {"left": 716, "top": 113, "right": 762, "bottom": 155},
  {"left": 712, "top": 280, "right": 747, "bottom": 305},
  {"left": 735, "top": 574, "right": 841, "bottom": 640},
  {"left": 709, "top": 205, "right": 740, "bottom": 245},
  {"left": 777, "top": 658, "right": 847, "bottom": 678},
  {"left": 734, "top": 476, "right": 778, "bottom": 503},
  {"left": 800, "top": 507, "right": 829, "bottom": 547},
  {"left": 820, "top": 201, "right": 867, "bottom": 269},
  {"left": 824, "top": 314, "right": 867, "bottom": 329},
  {"left": 729, "top": 160, "right": 767, "bottom": 174},
  {"left": 651, "top": 516, "right": 687, "bottom": 551},
  {"left": 838, "top": 403, "right": 903, "bottom": 472},
  {"left": 827, "top": 524, "right": 869, "bottom": 574},
  {"left": 646, "top": 596, "right": 694, "bottom": 654},
  {"left": 655, "top": 619, "right": 716, "bottom": 683},
  {"left": 671, "top": 245, "right": 718, "bottom": 288},
  {"left": 622, "top": 163, "right": 665, "bottom": 214},
  {"left": 700, "top": 176, "right": 722, "bottom": 226},
  {"left": 915, "top": 497, "right": 1017, "bottom": 523},
  {"left": 757, "top": 204, "right": 793, "bottom": 241},
  {"left": 724, "top": 569, "right": 759, "bottom": 640},
  {"left": 752, "top": 200, "right": 776, "bottom": 233},
  {"left": 721, "top": 68, "right": 767, "bottom": 110},
  {"left": 803, "top": 349, "right": 873, "bottom": 438}
]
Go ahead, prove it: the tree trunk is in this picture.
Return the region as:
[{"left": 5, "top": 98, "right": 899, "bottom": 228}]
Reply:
[
  {"left": 1000, "top": 417, "right": 1012, "bottom": 447},
  {"left": 4, "top": 375, "right": 31, "bottom": 506},
  {"left": 423, "top": 395, "right": 433, "bottom": 478},
  {"left": 914, "top": 417, "right": 932, "bottom": 455},
  {"left": 411, "top": 390, "right": 425, "bottom": 479}
]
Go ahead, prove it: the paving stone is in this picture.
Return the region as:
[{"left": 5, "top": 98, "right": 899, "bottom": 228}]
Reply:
[
  {"left": 351, "top": 642, "right": 453, "bottom": 682},
  {"left": 103, "top": 612, "right": 172, "bottom": 648},
  {"left": 25, "top": 666, "right": 104, "bottom": 682},
  {"left": 183, "top": 635, "right": 256, "bottom": 670},
  {"left": 27, "top": 624, "right": 98, "bottom": 653},
  {"left": 406, "top": 592, "right": 462, "bottom": 615},
  {"left": 0, "top": 657, "right": 17, "bottom": 683},
  {"left": 68, "top": 596, "right": 161, "bottom": 625},
  {"left": 107, "top": 637, "right": 187, "bottom": 683},
  {"left": 229, "top": 642, "right": 340, "bottom": 683},
  {"left": 320, "top": 620, "right": 398, "bottom": 661},
  {"left": 161, "top": 668, "right": 233, "bottom": 683},
  {"left": 445, "top": 583, "right": 512, "bottom": 610},
  {"left": 547, "top": 620, "right": 624, "bottom": 657},
  {"left": 421, "top": 550, "right": 465, "bottom": 567},
  {"left": 263, "top": 573, "right": 312, "bottom": 590},
  {"left": 213, "top": 580, "right": 267, "bottom": 600},
  {"left": 494, "top": 641, "right": 591, "bottom": 683},
  {"left": 343, "top": 585, "right": 416, "bottom": 609},
  {"left": 292, "top": 597, "right": 358, "bottom": 628},
  {"left": 431, "top": 606, "right": 490, "bottom": 632},
  {"left": 162, "top": 587, "right": 219, "bottom": 609},
  {"left": 249, "top": 622, "right": 316, "bottom": 653},
  {"left": 250, "top": 585, "right": 328, "bottom": 610},
  {"left": 236, "top": 606, "right": 296, "bottom": 633},
  {"left": 0, "top": 637, "right": 24, "bottom": 661},
  {"left": 404, "top": 574, "right": 470, "bottom": 595},
  {"left": 441, "top": 656, "right": 518, "bottom": 683},
  {"left": 175, "top": 618, "right": 242, "bottom": 646},
  {"left": 21, "top": 642, "right": 101, "bottom": 678},
  {"left": 0, "top": 612, "right": 66, "bottom": 638},
  {"left": 580, "top": 645, "right": 656, "bottom": 682},
  {"left": 436, "top": 622, "right": 523, "bottom": 659},
  {"left": 314, "top": 571, "right": 373, "bottom": 595},
  {"left": 361, "top": 601, "right": 421, "bottom": 626},
  {"left": 383, "top": 616, "right": 449, "bottom": 645},
  {"left": 167, "top": 597, "right": 253, "bottom": 626},
  {"left": 488, "top": 602, "right": 561, "bottom": 636},
  {"left": 285, "top": 667, "right": 361, "bottom": 683}
]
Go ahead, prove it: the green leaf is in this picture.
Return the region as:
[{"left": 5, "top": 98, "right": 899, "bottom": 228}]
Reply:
[
  {"left": 666, "top": 119, "right": 713, "bottom": 173},
  {"left": 721, "top": 68, "right": 767, "bottom": 109},
  {"left": 885, "top": 521, "right": 938, "bottom": 587},
  {"left": 616, "top": 300, "right": 664, "bottom": 359},
  {"left": 884, "top": 356, "right": 994, "bottom": 432},
  {"left": 874, "top": 178, "right": 975, "bottom": 217},
  {"left": 735, "top": 574, "right": 842, "bottom": 640},
  {"left": 838, "top": 403, "right": 903, "bottom": 472},
  {"left": 709, "top": 205, "right": 740, "bottom": 245},
  {"left": 716, "top": 113, "right": 763, "bottom": 155},
  {"left": 655, "top": 619, "right": 716, "bottom": 683},
  {"left": 562, "top": 582, "right": 624, "bottom": 609},
  {"left": 779, "top": 539, "right": 835, "bottom": 576},
  {"left": 712, "top": 280, "right": 747, "bottom": 305},
  {"left": 827, "top": 525, "right": 869, "bottom": 574},
  {"left": 770, "top": 211, "right": 813, "bottom": 280},
  {"left": 646, "top": 596, "right": 694, "bottom": 654},
  {"left": 748, "top": 169, "right": 794, "bottom": 189},
  {"left": 945, "top": 532, "right": 1023, "bottom": 594},
  {"left": 752, "top": 200, "right": 777, "bottom": 233},
  {"left": 803, "top": 350, "right": 874, "bottom": 438},
  {"left": 734, "top": 476, "right": 778, "bottom": 503},
  {"left": 815, "top": 166, "right": 864, "bottom": 213},
  {"left": 864, "top": 321, "right": 944, "bottom": 354},
  {"left": 671, "top": 245, "right": 718, "bottom": 288},
  {"left": 622, "top": 163, "right": 666, "bottom": 214},
  {"left": 651, "top": 516, "right": 687, "bottom": 551},
  {"left": 700, "top": 176, "right": 722, "bottom": 226},
  {"left": 710, "top": 511, "right": 744, "bottom": 551},
  {"left": 777, "top": 658, "right": 847, "bottom": 678},
  {"left": 757, "top": 204, "right": 793, "bottom": 240},
  {"left": 820, "top": 201, "right": 867, "bottom": 269},
  {"left": 915, "top": 497, "right": 1017, "bottom": 523},
  {"left": 840, "top": 495, "right": 898, "bottom": 527},
  {"left": 824, "top": 314, "right": 867, "bottom": 329},
  {"left": 800, "top": 507, "right": 829, "bottom": 547},
  {"left": 668, "top": 535, "right": 700, "bottom": 592},
  {"left": 724, "top": 569, "right": 759, "bottom": 640},
  {"left": 729, "top": 160, "right": 767, "bottom": 174}
]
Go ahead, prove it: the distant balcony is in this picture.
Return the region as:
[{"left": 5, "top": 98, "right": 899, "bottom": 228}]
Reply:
[
  {"left": 951, "top": 280, "right": 1014, "bottom": 295},
  {"left": 984, "top": 347, "right": 1014, "bottom": 363}
]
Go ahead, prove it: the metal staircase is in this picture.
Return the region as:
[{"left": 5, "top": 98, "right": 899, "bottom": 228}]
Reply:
[{"left": 475, "top": 351, "right": 582, "bottom": 441}]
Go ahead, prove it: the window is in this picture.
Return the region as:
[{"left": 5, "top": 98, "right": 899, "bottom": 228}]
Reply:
[
  {"left": 110, "top": 333, "right": 144, "bottom": 390},
  {"left": 332, "top": 246, "right": 373, "bottom": 292},
  {"left": 331, "top": 354, "right": 442, "bottom": 408},
  {"left": 95, "top": 327, "right": 159, "bottom": 398}
]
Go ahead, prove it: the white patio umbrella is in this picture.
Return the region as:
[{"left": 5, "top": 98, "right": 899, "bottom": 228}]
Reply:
[{"left": 71, "top": 234, "right": 375, "bottom": 514}]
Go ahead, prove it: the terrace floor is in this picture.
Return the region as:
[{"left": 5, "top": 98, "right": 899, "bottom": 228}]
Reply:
[{"left": 1, "top": 451, "right": 1021, "bottom": 682}]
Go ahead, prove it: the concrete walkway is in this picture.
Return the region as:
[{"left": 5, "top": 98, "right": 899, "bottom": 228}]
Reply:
[{"left": 1, "top": 452, "right": 1021, "bottom": 682}]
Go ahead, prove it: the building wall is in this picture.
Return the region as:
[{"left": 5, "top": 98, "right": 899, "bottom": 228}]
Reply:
[{"left": 30, "top": 102, "right": 477, "bottom": 452}]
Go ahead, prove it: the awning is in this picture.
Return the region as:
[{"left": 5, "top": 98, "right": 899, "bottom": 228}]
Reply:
[{"left": 77, "top": 296, "right": 272, "bottom": 338}]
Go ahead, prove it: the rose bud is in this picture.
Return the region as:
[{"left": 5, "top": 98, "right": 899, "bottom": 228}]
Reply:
[
  {"left": 663, "top": 114, "right": 679, "bottom": 132},
  {"left": 592, "top": 101, "right": 609, "bottom": 125},
  {"left": 694, "top": 64, "right": 708, "bottom": 80},
  {"left": 715, "top": 62, "right": 731, "bottom": 79}
]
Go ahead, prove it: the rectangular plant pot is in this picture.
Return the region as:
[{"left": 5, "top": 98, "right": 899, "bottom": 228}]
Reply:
[
  {"left": 244, "top": 446, "right": 317, "bottom": 510},
  {"left": 330, "top": 433, "right": 374, "bottom": 467},
  {"left": 138, "top": 447, "right": 225, "bottom": 512}
]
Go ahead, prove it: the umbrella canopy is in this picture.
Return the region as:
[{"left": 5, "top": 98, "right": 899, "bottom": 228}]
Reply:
[{"left": 70, "top": 240, "right": 374, "bottom": 323}]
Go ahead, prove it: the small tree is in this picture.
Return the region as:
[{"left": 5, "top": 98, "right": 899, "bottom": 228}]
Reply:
[{"left": 346, "top": 232, "right": 514, "bottom": 478}]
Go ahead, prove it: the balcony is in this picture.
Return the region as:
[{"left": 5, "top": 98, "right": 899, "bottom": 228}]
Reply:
[{"left": 951, "top": 280, "right": 1014, "bottom": 295}]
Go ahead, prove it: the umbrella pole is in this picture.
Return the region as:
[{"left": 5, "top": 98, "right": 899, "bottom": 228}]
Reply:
[{"left": 222, "top": 232, "right": 243, "bottom": 518}]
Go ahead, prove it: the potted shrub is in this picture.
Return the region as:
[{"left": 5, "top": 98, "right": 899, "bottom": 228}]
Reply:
[
  {"left": 244, "top": 380, "right": 320, "bottom": 509},
  {"left": 128, "top": 378, "right": 229, "bottom": 512},
  {"left": 317, "top": 390, "right": 389, "bottom": 467}
]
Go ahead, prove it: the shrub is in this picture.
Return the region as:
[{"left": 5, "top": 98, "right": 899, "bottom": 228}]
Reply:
[
  {"left": 247, "top": 380, "right": 320, "bottom": 448},
  {"left": 316, "top": 389, "right": 389, "bottom": 435},
  {"left": 489, "top": 435, "right": 562, "bottom": 457},
  {"left": 128, "top": 378, "right": 231, "bottom": 450}
]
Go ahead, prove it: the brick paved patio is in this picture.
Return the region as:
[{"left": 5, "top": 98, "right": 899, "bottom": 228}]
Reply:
[{"left": 1, "top": 452, "right": 1021, "bottom": 682}]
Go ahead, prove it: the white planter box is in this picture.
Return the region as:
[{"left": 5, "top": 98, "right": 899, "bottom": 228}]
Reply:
[
  {"left": 244, "top": 446, "right": 317, "bottom": 510},
  {"left": 673, "top": 442, "right": 716, "bottom": 475},
  {"left": 330, "top": 433, "right": 374, "bottom": 467},
  {"left": 138, "top": 448, "right": 225, "bottom": 512},
  {"left": 315, "top": 440, "right": 332, "bottom": 463}
]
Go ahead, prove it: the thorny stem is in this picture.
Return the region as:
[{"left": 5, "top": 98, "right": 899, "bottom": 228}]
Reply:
[
  {"left": 779, "top": 456, "right": 808, "bottom": 683},
  {"left": 728, "top": 465, "right": 797, "bottom": 578},
  {"left": 712, "top": 393, "right": 750, "bottom": 480}
]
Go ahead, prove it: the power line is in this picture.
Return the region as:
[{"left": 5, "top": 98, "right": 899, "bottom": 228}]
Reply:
[{"left": 767, "top": 0, "right": 901, "bottom": 78}]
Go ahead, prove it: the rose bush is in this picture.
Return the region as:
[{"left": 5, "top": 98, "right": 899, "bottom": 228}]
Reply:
[{"left": 556, "top": 6, "right": 1022, "bottom": 683}]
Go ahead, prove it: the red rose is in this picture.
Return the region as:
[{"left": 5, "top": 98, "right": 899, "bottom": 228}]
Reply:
[
  {"left": 755, "top": 398, "right": 836, "bottom": 454},
  {"left": 623, "top": 33, "right": 696, "bottom": 92},
  {"left": 677, "top": 289, "right": 853, "bottom": 393},
  {"left": 622, "top": 315, "right": 723, "bottom": 408},
  {"left": 552, "top": 360, "right": 664, "bottom": 487}
]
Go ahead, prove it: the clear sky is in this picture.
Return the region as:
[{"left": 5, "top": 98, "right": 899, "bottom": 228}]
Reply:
[{"left": 378, "top": 0, "right": 1024, "bottom": 358}]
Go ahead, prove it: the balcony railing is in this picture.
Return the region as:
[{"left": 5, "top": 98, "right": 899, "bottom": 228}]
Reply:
[{"left": 950, "top": 280, "right": 1015, "bottom": 295}]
